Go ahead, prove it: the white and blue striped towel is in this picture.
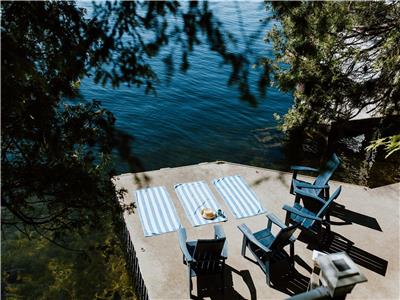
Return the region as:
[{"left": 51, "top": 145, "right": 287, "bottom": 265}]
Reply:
[
  {"left": 174, "top": 181, "right": 227, "bottom": 227},
  {"left": 213, "top": 175, "right": 266, "bottom": 219},
  {"left": 135, "top": 186, "right": 182, "bottom": 237}
]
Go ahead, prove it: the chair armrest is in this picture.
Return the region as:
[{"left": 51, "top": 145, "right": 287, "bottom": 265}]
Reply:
[
  {"left": 214, "top": 224, "right": 228, "bottom": 258},
  {"left": 290, "top": 166, "right": 319, "bottom": 192},
  {"left": 282, "top": 205, "right": 322, "bottom": 222},
  {"left": 290, "top": 166, "right": 319, "bottom": 172},
  {"left": 294, "top": 188, "right": 326, "bottom": 205},
  {"left": 266, "top": 213, "right": 287, "bottom": 230},
  {"left": 294, "top": 182, "right": 329, "bottom": 190},
  {"left": 178, "top": 228, "right": 193, "bottom": 262},
  {"left": 238, "top": 224, "right": 271, "bottom": 255}
]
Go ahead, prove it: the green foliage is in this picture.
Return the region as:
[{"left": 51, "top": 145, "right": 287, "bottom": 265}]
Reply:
[
  {"left": 1, "top": 1, "right": 131, "bottom": 239},
  {"left": 2, "top": 219, "right": 134, "bottom": 300},
  {"left": 267, "top": 1, "right": 400, "bottom": 131},
  {"left": 366, "top": 134, "right": 400, "bottom": 158}
]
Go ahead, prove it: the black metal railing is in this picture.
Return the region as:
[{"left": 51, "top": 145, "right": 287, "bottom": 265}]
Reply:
[{"left": 119, "top": 212, "right": 149, "bottom": 300}]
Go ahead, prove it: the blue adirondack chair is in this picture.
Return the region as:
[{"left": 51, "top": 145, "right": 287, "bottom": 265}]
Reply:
[
  {"left": 178, "top": 224, "right": 227, "bottom": 297},
  {"left": 283, "top": 186, "right": 342, "bottom": 242},
  {"left": 238, "top": 213, "right": 300, "bottom": 286},
  {"left": 290, "top": 153, "right": 341, "bottom": 201}
]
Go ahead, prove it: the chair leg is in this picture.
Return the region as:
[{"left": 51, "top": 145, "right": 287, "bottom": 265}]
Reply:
[
  {"left": 294, "top": 193, "right": 301, "bottom": 204},
  {"left": 265, "top": 261, "right": 271, "bottom": 287},
  {"left": 221, "top": 261, "right": 225, "bottom": 294},
  {"left": 188, "top": 267, "right": 192, "bottom": 298},
  {"left": 317, "top": 225, "right": 327, "bottom": 246},
  {"left": 325, "top": 188, "right": 330, "bottom": 201},
  {"left": 290, "top": 173, "right": 297, "bottom": 195},
  {"left": 290, "top": 181, "right": 294, "bottom": 195},
  {"left": 289, "top": 243, "right": 295, "bottom": 272},
  {"left": 326, "top": 224, "right": 331, "bottom": 235},
  {"left": 326, "top": 213, "right": 331, "bottom": 225},
  {"left": 284, "top": 212, "right": 290, "bottom": 226},
  {"left": 241, "top": 237, "right": 247, "bottom": 257},
  {"left": 324, "top": 222, "right": 332, "bottom": 242}
]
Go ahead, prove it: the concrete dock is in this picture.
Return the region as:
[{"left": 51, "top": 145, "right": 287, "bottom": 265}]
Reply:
[{"left": 114, "top": 161, "right": 400, "bottom": 300}]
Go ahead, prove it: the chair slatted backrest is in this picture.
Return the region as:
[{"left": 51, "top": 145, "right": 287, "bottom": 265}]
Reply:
[
  {"left": 314, "top": 153, "right": 341, "bottom": 187},
  {"left": 316, "top": 186, "right": 342, "bottom": 218},
  {"left": 270, "top": 223, "right": 300, "bottom": 251},
  {"left": 193, "top": 238, "right": 226, "bottom": 271}
]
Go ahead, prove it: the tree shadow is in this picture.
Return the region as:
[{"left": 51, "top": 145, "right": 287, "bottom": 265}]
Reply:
[
  {"left": 299, "top": 230, "right": 388, "bottom": 276},
  {"left": 191, "top": 264, "right": 256, "bottom": 300},
  {"left": 331, "top": 203, "right": 382, "bottom": 231},
  {"left": 251, "top": 176, "right": 271, "bottom": 186},
  {"left": 251, "top": 171, "right": 289, "bottom": 189}
]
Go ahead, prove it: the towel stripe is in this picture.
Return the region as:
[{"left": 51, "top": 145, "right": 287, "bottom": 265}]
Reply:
[
  {"left": 135, "top": 186, "right": 181, "bottom": 237},
  {"left": 213, "top": 175, "right": 266, "bottom": 219},
  {"left": 175, "top": 181, "right": 227, "bottom": 227}
]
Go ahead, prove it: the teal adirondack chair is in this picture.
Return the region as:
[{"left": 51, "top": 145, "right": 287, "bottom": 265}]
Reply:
[
  {"left": 238, "top": 213, "right": 299, "bottom": 286},
  {"left": 178, "top": 224, "right": 227, "bottom": 297},
  {"left": 290, "top": 153, "right": 341, "bottom": 201},
  {"left": 283, "top": 186, "right": 342, "bottom": 242}
]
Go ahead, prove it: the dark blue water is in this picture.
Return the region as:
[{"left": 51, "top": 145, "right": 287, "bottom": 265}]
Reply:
[{"left": 78, "top": 2, "right": 293, "bottom": 172}]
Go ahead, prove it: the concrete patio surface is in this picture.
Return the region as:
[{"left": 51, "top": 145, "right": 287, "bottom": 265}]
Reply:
[{"left": 113, "top": 161, "right": 400, "bottom": 300}]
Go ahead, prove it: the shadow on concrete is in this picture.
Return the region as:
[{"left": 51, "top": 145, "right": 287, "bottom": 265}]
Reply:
[
  {"left": 269, "top": 269, "right": 310, "bottom": 296},
  {"left": 192, "top": 265, "right": 256, "bottom": 299},
  {"left": 131, "top": 172, "right": 151, "bottom": 188},
  {"left": 241, "top": 250, "right": 310, "bottom": 297},
  {"left": 331, "top": 203, "right": 382, "bottom": 231},
  {"left": 267, "top": 255, "right": 310, "bottom": 296},
  {"left": 300, "top": 230, "right": 388, "bottom": 276},
  {"left": 251, "top": 171, "right": 289, "bottom": 189},
  {"left": 252, "top": 175, "right": 272, "bottom": 186}
]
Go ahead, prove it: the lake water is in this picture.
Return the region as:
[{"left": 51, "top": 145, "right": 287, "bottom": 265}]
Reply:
[
  {"left": 78, "top": 1, "right": 295, "bottom": 172},
  {"left": 77, "top": 1, "right": 399, "bottom": 186}
]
